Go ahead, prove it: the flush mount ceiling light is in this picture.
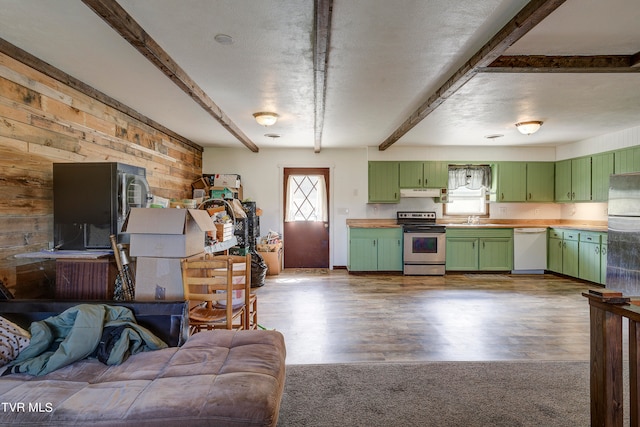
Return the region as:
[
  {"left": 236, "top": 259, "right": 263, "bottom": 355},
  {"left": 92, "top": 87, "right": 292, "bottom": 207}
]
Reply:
[
  {"left": 515, "top": 121, "right": 543, "bottom": 135},
  {"left": 253, "top": 112, "right": 279, "bottom": 127}
]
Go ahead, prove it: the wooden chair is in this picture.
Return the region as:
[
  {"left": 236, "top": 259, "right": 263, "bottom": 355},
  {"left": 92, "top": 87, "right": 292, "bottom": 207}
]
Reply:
[
  {"left": 206, "top": 254, "right": 258, "bottom": 330},
  {"left": 181, "top": 256, "right": 246, "bottom": 333}
]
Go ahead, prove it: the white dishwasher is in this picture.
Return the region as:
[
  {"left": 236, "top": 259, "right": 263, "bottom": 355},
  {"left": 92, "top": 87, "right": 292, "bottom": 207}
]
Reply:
[{"left": 512, "top": 228, "right": 547, "bottom": 274}]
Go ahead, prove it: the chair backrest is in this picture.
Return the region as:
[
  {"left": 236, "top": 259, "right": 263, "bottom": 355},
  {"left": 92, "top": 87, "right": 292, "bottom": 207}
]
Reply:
[
  {"left": 206, "top": 254, "right": 251, "bottom": 291},
  {"left": 181, "top": 257, "right": 235, "bottom": 308}
]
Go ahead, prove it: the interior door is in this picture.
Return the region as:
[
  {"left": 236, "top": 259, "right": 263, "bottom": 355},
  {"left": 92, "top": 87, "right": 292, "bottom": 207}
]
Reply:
[{"left": 283, "top": 168, "right": 330, "bottom": 268}]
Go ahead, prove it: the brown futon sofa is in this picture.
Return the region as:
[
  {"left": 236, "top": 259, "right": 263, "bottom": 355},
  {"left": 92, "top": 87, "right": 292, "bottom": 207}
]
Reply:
[{"left": 0, "top": 300, "right": 286, "bottom": 426}]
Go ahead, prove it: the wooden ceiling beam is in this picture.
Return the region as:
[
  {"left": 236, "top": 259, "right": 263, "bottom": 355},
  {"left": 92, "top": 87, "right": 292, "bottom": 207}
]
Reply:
[
  {"left": 378, "top": 0, "right": 567, "bottom": 151},
  {"left": 313, "top": 0, "right": 333, "bottom": 154},
  {"left": 82, "top": 0, "right": 259, "bottom": 153},
  {"left": 631, "top": 51, "right": 640, "bottom": 68},
  {"left": 482, "top": 55, "right": 640, "bottom": 73}
]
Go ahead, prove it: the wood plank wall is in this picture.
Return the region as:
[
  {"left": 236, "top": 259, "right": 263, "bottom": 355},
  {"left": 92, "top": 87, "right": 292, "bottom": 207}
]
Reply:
[{"left": 0, "top": 51, "right": 203, "bottom": 294}]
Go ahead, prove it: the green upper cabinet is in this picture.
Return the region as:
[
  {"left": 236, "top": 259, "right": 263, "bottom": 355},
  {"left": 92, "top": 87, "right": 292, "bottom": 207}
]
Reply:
[
  {"left": 591, "top": 152, "right": 614, "bottom": 202},
  {"left": 368, "top": 161, "right": 400, "bottom": 203},
  {"left": 555, "top": 159, "right": 572, "bottom": 202},
  {"left": 614, "top": 146, "right": 640, "bottom": 174},
  {"left": 526, "top": 162, "right": 555, "bottom": 202},
  {"left": 399, "top": 161, "right": 448, "bottom": 188},
  {"left": 494, "top": 162, "right": 553, "bottom": 202},
  {"left": 572, "top": 157, "right": 592, "bottom": 202},
  {"left": 495, "top": 162, "right": 526, "bottom": 202},
  {"left": 555, "top": 157, "right": 591, "bottom": 202}
]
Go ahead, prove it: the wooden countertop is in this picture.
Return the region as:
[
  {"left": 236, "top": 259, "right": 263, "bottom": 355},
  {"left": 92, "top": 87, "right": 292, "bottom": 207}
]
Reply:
[{"left": 346, "top": 218, "right": 608, "bottom": 232}]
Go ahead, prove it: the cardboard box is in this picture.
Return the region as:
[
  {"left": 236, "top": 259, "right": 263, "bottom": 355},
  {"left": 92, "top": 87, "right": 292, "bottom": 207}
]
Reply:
[
  {"left": 215, "top": 223, "right": 234, "bottom": 241},
  {"left": 126, "top": 208, "right": 216, "bottom": 258},
  {"left": 135, "top": 256, "right": 187, "bottom": 301},
  {"left": 212, "top": 174, "right": 241, "bottom": 188},
  {"left": 134, "top": 255, "right": 246, "bottom": 305},
  {"left": 259, "top": 248, "right": 282, "bottom": 275}
]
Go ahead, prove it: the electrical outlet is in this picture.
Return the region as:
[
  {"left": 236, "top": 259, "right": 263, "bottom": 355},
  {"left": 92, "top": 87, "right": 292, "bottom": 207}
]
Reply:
[{"left": 155, "top": 285, "right": 165, "bottom": 300}]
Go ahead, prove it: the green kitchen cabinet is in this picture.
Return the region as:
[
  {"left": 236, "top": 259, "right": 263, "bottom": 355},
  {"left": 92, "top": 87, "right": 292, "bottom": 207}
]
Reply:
[
  {"left": 562, "top": 231, "right": 580, "bottom": 277},
  {"left": 445, "top": 237, "right": 478, "bottom": 270},
  {"left": 399, "top": 161, "right": 448, "bottom": 188},
  {"left": 591, "top": 153, "right": 614, "bottom": 202},
  {"left": 547, "top": 230, "right": 563, "bottom": 273},
  {"left": 547, "top": 228, "right": 579, "bottom": 277},
  {"left": 526, "top": 162, "right": 555, "bottom": 202},
  {"left": 348, "top": 227, "right": 402, "bottom": 272},
  {"left": 494, "top": 162, "right": 554, "bottom": 202},
  {"left": 571, "top": 157, "right": 592, "bottom": 202},
  {"left": 555, "top": 157, "right": 592, "bottom": 202},
  {"left": 446, "top": 228, "right": 513, "bottom": 271},
  {"left": 614, "top": 146, "right": 640, "bottom": 174},
  {"left": 495, "top": 162, "right": 527, "bottom": 202},
  {"left": 368, "top": 161, "right": 400, "bottom": 203},
  {"left": 555, "top": 160, "right": 573, "bottom": 202},
  {"left": 578, "top": 232, "right": 601, "bottom": 283},
  {"left": 479, "top": 237, "right": 513, "bottom": 270}
]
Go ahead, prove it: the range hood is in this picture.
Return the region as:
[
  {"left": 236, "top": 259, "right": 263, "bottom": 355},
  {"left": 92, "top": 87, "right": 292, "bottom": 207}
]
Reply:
[{"left": 400, "top": 188, "right": 442, "bottom": 198}]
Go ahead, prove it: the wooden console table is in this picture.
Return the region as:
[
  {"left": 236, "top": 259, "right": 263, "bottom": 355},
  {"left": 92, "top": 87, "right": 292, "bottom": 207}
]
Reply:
[{"left": 16, "top": 251, "right": 116, "bottom": 300}]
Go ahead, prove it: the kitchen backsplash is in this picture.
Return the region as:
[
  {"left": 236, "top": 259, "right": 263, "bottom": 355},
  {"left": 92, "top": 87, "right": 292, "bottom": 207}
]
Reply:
[{"left": 365, "top": 199, "right": 608, "bottom": 222}]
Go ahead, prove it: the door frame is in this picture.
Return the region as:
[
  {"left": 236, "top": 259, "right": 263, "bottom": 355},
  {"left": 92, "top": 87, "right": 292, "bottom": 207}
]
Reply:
[{"left": 278, "top": 165, "right": 334, "bottom": 269}]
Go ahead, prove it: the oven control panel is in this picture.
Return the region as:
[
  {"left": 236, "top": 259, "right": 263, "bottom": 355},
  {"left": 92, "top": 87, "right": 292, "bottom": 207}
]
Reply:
[{"left": 397, "top": 211, "right": 436, "bottom": 221}]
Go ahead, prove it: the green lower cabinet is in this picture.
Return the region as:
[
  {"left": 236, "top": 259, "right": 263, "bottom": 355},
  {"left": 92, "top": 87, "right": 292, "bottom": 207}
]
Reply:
[
  {"left": 479, "top": 238, "right": 513, "bottom": 270},
  {"left": 549, "top": 228, "right": 607, "bottom": 283},
  {"left": 446, "top": 229, "right": 513, "bottom": 271},
  {"left": 348, "top": 227, "right": 402, "bottom": 272},
  {"left": 445, "top": 238, "right": 478, "bottom": 270},
  {"left": 547, "top": 228, "right": 579, "bottom": 276},
  {"left": 578, "top": 231, "right": 608, "bottom": 284},
  {"left": 547, "top": 236, "right": 563, "bottom": 273}
]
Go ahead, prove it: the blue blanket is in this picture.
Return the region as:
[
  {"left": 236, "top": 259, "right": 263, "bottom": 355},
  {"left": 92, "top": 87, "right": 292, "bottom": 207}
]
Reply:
[{"left": 5, "top": 304, "right": 167, "bottom": 376}]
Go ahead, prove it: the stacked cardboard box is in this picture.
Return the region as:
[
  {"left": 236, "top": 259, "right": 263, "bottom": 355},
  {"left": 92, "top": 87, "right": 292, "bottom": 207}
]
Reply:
[{"left": 126, "top": 208, "right": 216, "bottom": 300}]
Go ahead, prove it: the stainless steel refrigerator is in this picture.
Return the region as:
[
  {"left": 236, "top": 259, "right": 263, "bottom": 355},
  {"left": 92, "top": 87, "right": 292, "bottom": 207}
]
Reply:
[{"left": 606, "top": 172, "right": 640, "bottom": 295}]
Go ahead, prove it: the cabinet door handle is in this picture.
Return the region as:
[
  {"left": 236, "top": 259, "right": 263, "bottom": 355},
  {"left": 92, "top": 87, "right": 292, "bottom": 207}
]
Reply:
[
  {"left": 595, "top": 246, "right": 600, "bottom": 254},
  {"left": 567, "top": 192, "right": 571, "bottom": 199},
  {"left": 528, "top": 193, "right": 532, "bottom": 200},
  {"left": 572, "top": 192, "right": 575, "bottom": 199},
  {"left": 602, "top": 247, "right": 607, "bottom": 255},
  {"left": 373, "top": 240, "right": 376, "bottom": 247},
  {"left": 418, "top": 178, "right": 421, "bottom": 185},
  {"left": 472, "top": 241, "right": 475, "bottom": 249},
  {"left": 483, "top": 241, "right": 485, "bottom": 249}
]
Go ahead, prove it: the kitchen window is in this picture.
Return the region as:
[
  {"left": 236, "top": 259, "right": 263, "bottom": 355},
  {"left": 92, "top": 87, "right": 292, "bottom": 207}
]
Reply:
[{"left": 444, "top": 165, "right": 491, "bottom": 216}]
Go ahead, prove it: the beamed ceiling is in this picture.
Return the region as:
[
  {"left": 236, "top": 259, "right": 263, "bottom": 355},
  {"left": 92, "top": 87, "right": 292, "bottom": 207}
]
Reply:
[{"left": 0, "top": 0, "right": 639, "bottom": 153}]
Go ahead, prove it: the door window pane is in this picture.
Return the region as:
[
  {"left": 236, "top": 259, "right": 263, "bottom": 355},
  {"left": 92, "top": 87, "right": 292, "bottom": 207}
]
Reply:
[{"left": 285, "top": 175, "right": 327, "bottom": 222}]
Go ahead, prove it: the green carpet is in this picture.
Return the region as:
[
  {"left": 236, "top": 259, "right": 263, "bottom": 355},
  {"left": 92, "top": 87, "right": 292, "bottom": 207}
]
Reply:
[{"left": 278, "top": 361, "right": 591, "bottom": 426}]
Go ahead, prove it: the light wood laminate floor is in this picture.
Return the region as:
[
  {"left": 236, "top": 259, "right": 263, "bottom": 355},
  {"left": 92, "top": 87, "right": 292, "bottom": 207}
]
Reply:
[{"left": 254, "top": 270, "right": 598, "bottom": 365}]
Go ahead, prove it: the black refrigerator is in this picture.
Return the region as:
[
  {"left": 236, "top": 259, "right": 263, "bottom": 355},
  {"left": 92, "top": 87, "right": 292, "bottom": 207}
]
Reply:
[
  {"left": 606, "top": 172, "right": 640, "bottom": 295},
  {"left": 53, "top": 162, "right": 151, "bottom": 250}
]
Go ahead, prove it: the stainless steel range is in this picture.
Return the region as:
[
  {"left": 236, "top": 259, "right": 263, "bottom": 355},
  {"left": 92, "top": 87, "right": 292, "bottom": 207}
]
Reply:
[{"left": 397, "top": 211, "right": 446, "bottom": 275}]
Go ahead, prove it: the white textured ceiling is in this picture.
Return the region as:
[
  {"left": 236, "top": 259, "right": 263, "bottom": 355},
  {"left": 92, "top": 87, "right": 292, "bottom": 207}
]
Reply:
[{"left": 0, "top": 0, "right": 639, "bottom": 151}]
